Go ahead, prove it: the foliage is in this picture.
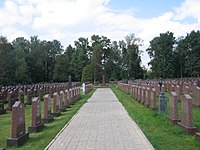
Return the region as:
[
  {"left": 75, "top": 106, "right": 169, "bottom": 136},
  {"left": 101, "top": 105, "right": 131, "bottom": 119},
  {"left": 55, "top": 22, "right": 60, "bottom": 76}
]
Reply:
[
  {"left": 81, "top": 64, "right": 93, "bottom": 82},
  {"left": 0, "top": 33, "right": 144, "bottom": 85},
  {"left": 147, "top": 32, "right": 175, "bottom": 78}
]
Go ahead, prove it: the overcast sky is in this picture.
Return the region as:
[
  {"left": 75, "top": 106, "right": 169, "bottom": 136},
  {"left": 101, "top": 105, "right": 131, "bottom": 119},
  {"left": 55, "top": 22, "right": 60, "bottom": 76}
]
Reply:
[{"left": 0, "top": 0, "right": 200, "bottom": 68}]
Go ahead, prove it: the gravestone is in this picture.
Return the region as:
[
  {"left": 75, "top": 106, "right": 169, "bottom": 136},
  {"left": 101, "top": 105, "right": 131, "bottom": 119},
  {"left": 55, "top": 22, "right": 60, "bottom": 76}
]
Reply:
[
  {"left": 144, "top": 87, "right": 150, "bottom": 107},
  {"left": 64, "top": 90, "right": 69, "bottom": 108},
  {"left": 7, "top": 101, "right": 29, "bottom": 147},
  {"left": 168, "top": 92, "right": 180, "bottom": 123},
  {"left": 150, "top": 88, "right": 157, "bottom": 111},
  {"left": 18, "top": 90, "right": 24, "bottom": 104},
  {"left": 52, "top": 92, "right": 61, "bottom": 117},
  {"left": 42, "top": 94, "right": 53, "bottom": 123},
  {"left": 0, "top": 99, "right": 6, "bottom": 114},
  {"left": 196, "top": 132, "right": 200, "bottom": 142},
  {"left": 28, "top": 97, "right": 44, "bottom": 132},
  {"left": 193, "top": 86, "right": 200, "bottom": 107},
  {"left": 159, "top": 92, "right": 167, "bottom": 113},
  {"left": 26, "top": 89, "right": 32, "bottom": 105},
  {"left": 68, "top": 89, "right": 72, "bottom": 105},
  {"left": 178, "top": 94, "right": 197, "bottom": 134},
  {"left": 7, "top": 91, "right": 15, "bottom": 111},
  {"left": 59, "top": 91, "right": 65, "bottom": 111},
  {"left": 101, "top": 75, "right": 106, "bottom": 86}
]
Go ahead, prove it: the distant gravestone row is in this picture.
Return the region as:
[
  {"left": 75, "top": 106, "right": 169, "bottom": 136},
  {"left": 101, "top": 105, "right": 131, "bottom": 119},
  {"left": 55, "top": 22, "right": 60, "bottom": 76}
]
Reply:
[
  {"left": 5, "top": 86, "right": 81, "bottom": 147},
  {"left": 118, "top": 78, "right": 200, "bottom": 141},
  {"left": 0, "top": 82, "right": 81, "bottom": 115}
]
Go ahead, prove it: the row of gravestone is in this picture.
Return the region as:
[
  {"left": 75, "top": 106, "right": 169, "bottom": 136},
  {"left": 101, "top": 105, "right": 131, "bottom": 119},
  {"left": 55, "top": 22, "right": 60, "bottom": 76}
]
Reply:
[
  {"left": 127, "top": 79, "right": 200, "bottom": 107},
  {"left": 6, "top": 87, "right": 81, "bottom": 147},
  {"left": 0, "top": 82, "right": 80, "bottom": 115},
  {"left": 118, "top": 82, "right": 200, "bottom": 142}
]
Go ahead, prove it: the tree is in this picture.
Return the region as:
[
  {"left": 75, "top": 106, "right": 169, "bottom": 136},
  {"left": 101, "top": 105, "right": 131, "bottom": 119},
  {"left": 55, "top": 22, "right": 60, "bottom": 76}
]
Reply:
[
  {"left": 147, "top": 31, "right": 175, "bottom": 78},
  {"left": 0, "top": 36, "right": 15, "bottom": 85},
  {"left": 184, "top": 30, "right": 200, "bottom": 77},
  {"left": 12, "top": 37, "right": 31, "bottom": 84},
  {"left": 81, "top": 65, "right": 93, "bottom": 82},
  {"left": 121, "top": 33, "right": 143, "bottom": 79}
]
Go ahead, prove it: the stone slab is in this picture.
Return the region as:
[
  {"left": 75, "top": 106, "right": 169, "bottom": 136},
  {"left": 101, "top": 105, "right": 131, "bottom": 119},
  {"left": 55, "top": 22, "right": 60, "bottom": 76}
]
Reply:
[{"left": 7, "top": 132, "right": 29, "bottom": 147}]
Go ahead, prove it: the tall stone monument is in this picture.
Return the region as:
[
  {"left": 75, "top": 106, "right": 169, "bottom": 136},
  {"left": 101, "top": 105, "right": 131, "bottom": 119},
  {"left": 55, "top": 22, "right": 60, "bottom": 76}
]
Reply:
[
  {"left": 28, "top": 97, "right": 44, "bottom": 132},
  {"left": 7, "top": 101, "right": 29, "bottom": 147}
]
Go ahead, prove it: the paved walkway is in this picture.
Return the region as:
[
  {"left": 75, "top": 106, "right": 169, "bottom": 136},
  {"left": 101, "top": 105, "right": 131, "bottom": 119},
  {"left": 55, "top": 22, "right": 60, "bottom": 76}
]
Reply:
[{"left": 45, "top": 88, "right": 154, "bottom": 150}]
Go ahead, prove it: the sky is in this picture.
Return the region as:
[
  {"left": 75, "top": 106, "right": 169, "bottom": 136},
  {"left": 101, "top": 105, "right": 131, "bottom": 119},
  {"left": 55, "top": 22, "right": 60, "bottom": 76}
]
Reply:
[{"left": 0, "top": 0, "right": 200, "bottom": 69}]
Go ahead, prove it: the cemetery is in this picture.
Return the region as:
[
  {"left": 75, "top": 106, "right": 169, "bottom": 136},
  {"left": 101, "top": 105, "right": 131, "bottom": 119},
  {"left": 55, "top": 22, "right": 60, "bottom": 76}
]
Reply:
[
  {"left": 0, "top": 9, "right": 200, "bottom": 149},
  {"left": 0, "top": 82, "right": 93, "bottom": 149}
]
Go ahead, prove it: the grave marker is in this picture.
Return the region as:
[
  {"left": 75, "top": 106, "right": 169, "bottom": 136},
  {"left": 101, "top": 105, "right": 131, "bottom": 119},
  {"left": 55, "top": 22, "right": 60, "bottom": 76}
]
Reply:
[
  {"left": 168, "top": 92, "right": 180, "bottom": 123},
  {"left": 28, "top": 97, "right": 44, "bottom": 132},
  {"left": 7, "top": 101, "right": 29, "bottom": 147},
  {"left": 42, "top": 94, "right": 53, "bottom": 123},
  {"left": 178, "top": 94, "right": 197, "bottom": 134},
  {"left": 52, "top": 92, "right": 61, "bottom": 117}
]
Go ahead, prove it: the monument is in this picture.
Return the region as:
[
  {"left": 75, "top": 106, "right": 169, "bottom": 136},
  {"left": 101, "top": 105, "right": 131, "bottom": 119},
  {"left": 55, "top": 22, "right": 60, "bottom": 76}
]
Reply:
[
  {"left": 7, "top": 101, "right": 29, "bottom": 147},
  {"left": 42, "top": 94, "right": 54, "bottom": 123},
  {"left": 28, "top": 97, "right": 44, "bottom": 132}
]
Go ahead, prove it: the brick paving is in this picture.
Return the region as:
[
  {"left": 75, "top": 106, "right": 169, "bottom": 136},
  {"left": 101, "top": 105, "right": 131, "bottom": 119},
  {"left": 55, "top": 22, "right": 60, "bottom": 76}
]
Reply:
[{"left": 45, "top": 88, "right": 154, "bottom": 150}]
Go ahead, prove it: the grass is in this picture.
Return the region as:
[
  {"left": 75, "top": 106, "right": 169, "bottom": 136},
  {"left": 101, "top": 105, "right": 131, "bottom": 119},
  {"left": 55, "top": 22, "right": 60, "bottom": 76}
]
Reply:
[
  {"left": 111, "top": 86, "right": 200, "bottom": 150},
  {"left": 0, "top": 89, "right": 95, "bottom": 150}
]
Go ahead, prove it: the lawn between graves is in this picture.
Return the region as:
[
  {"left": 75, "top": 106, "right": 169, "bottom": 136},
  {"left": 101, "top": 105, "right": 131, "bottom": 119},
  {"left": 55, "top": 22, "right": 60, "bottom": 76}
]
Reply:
[
  {"left": 111, "top": 86, "right": 200, "bottom": 150},
  {"left": 0, "top": 89, "right": 95, "bottom": 150}
]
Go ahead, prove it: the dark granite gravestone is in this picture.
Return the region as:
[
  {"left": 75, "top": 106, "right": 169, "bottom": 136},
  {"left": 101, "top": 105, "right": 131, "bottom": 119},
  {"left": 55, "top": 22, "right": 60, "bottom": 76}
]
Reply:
[
  {"left": 159, "top": 92, "right": 167, "bottom": 113},
  {"left": 7, "top": 101, "right": 29, "bottom": 147},
  {"left": 28, "top": 97, "right": 44, "bottom": 132},
  {"left": 52, "top": 92, "right": 61, "bottom": 117},
  {"left": 178, "top": 94, "right": 197, "bottom": 134},
  {"left": 0, "top": 99, "right": 6, "bottom": 114},
  {"left": 42, "top": 94, "right": 53, "bottom": 123}
]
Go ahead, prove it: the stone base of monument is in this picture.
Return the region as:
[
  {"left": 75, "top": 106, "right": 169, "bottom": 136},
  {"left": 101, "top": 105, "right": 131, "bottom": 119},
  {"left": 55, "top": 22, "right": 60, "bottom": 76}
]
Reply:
[
  {"left": 28, "top": 122, "right": 44, "bottom": 133},
  {"left": 25, "top": 102, "right": 32, "bottom": 105},
  {"left": 193, "top": 104, "right": 200, "bottom": 108},
  {"left": 195, "top": 133, "right": 200, "bottom": 141},
  {"left": 42, "top": 116, "right": 54, "bottom": 123},
  {"left": 178, "top": 122, "right": 197, "bottom": 135},
  {"left": 167, "top": 116, "right": 180, "bottom": 124},
  {"left": 51, "top": 111, "right": 61, "bottom": 117},
  {"left": 0, "top": 109, "right": 6, "bottom": 114},
  {"left": 58, "top": 108, "right": 66, "bottom": 112},
  {"left": 7, "top": 132, "right": 29, "bottom": 147},
  {"left": 151, "top": 107, "right": 158, "bottom": 111}
]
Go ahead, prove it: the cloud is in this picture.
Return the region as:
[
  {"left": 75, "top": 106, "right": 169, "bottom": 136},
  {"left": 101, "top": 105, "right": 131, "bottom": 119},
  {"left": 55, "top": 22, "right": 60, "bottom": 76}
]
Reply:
[
  {"left": 0, "top": 0, "right": 200, "bottom": 69},
  {"left": 174, "top": 0, "right": 200, "bottom": 23}
]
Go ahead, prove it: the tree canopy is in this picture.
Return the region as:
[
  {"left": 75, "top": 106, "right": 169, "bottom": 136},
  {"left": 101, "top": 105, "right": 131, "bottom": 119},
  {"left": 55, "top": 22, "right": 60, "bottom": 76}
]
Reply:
[{"left": 0, "top": 34, "right": 143, "bottom": 85}]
